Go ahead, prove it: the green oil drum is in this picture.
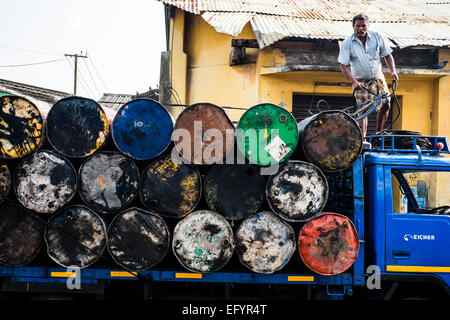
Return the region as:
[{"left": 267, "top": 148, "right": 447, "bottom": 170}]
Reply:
[{"left": 236, "top": 103, "right": 298, "bottom": 166}]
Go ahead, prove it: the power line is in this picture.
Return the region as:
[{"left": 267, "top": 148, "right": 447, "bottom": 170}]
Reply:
[
  {"left": 87, "top": 54, "right": 110, "bottom": 93},
  {"left": 0, "top": 58, "right": 64, "bottom": 68},
  {"left": 0, "top": 44, "right": 62, "bottom": 56},
  {"left": 82, "top": 58, "right": 102, "bottom": 98}
]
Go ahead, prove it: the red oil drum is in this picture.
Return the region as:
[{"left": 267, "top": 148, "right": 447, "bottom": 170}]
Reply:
[
  {"left": 298, "top": 213, "right": 359, "bottom": 275},
  {"left": 173, "top": 103, "right": 235, "bottom": 165}
]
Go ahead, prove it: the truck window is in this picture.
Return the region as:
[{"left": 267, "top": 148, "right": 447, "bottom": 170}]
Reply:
[{"left": 391, "top": 169, "right": 450, "bottom": 214}]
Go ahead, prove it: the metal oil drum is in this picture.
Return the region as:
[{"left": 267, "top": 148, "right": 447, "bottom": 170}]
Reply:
[
  {"left": 173, "top": 103, "right": 235, "bottom": 165},
  {"left": 0, "top": 161, "right": 11, "bottom": 204},
  {"left": 236, "top": 103, "right": 298, "bottom": 166},
  {"left": 266, "top": 160, "right": 328, "bottom": 222},
  {"left": 44, "top": 205, "right": 107, "bottom": 269},
  {"left": 296, "top": 110, "right": 362, "bottom": 172},
  {"left": 0, "top": 95, "right": 45, "bottom": 159},
  {"left": 112, "top": 99, "right": 173, "bottom": 161},
  {"left": 298, "top": 212, "right": 359, "bottom": 275},
  {"left": 172, "top": 210, "right": 235, "bottom": 273},
  {"left": 235, "top": 211, "right": 295, "bottom": 274},
  {"left": 204, "top": 164, "right": 265, "bottom": 220},
  {"left": 0, "top": 202, "right": 44, "bottom": 266},
  {"left": 46, "top": 96, "right": 109, "bottom": 158},
  {"left": 107, "top": 207, "right": 170, "bottom": 271},
  {"left": 13, "top": 150, "right": 77, "bottom": 215},
  {"left": 79, "top": 151, "right": 139, "bottom": 214},
  {"left": 140, "top": 154, "right": 202, "bottom": 218}
]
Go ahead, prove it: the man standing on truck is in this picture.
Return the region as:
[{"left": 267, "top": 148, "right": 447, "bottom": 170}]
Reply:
[{"left": 338, "top": 13, "right": 399, "bottom": 137}]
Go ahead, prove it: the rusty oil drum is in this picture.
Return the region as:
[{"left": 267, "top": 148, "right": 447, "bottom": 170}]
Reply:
[
  {"left": 235, "top": 211, "right": 296, "bottom": 274},
  {"left": 107, "top": 208, "right": 170, "bottom": 271},
  {"left": 172, "top": 210, "right": 235, "bottom": 273},
  {"left": 79, "top": 151, "right": 140, "bottom": 214},
  {"left": 204, "top": 164, "right": 266, "bottom": 220},
  {"left": 13, "top": 150, "right": 78, "bottom": 215},
  {"left": 296, "top": 110, "right": 363, "bottom": 172},
  {"left": 236, "top": 103, "right": 299, "bottom": 166},
  {"left": 140, "top": 154, "right": 202, "bottom": 218},
  {"left": 266, "top": 160, "right": 328, "bottom": 222},
  {"left": 44, "top": 205, "right": 107, "bottom": 269},
  {"left": 0, "top": 162, "right": 11, "bottom": 204},
  {"left": 298, "top": 213, "right": 359, "bottom": 275},
  {"left": 173, "top": 103, "right": 235, "bottom": 165},
  {"left": 46, "top": 96, "right": 109, "bottom": 158},
  {"left": 0, "top": 95, "right": 45, "bottom": 159},
  {"left": 112, "top": 99, "right": 174, "bottom": 161},
  {"left": 0, "top": 202, "right": 44, "bottom": 266}
]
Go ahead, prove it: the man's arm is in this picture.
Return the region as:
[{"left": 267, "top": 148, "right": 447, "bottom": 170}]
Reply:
[
  {"left": 384, "top": 54, "right": 399, "bottom": 82},
  {"left": 340, "top": 64, "right": 362, "bottom": 91}
]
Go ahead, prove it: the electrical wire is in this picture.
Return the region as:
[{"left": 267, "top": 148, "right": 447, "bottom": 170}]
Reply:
[
  {"left": 0, "top": 58, "right": 64, "bottom": 68},
  {"left": 0, "top": 44, "right": 62, "bottom": 56},
  {"left": 82, "top": 58, "right": 103, "bottom": 98},
  {"left": 87, "top": 54, "right": 110, "bottom": 93}
]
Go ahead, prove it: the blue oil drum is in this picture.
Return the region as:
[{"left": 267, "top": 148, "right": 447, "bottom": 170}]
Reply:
[{"left": 112, "top": 99, "right": 174, "bottom": 161}]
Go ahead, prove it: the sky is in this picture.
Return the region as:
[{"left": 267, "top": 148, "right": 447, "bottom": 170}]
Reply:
[{"left": 0, "top": 0, "right": 166, "bottom": 100}]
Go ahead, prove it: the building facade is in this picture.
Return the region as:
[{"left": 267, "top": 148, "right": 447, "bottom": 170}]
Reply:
[{"left": 158, "top": 0, "right": 450, "bottom": 137}]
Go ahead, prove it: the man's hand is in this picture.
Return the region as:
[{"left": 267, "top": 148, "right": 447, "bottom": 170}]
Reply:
[
  {"left": 391, "top": 72, "right": 399, "bottom": 82},
  {"left": 352, "top": 80, "right": 362, "bottom": 91}
]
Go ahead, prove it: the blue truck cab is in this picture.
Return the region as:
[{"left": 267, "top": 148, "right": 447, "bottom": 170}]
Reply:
[
  {"left": 364, "top": 134, "right": 450, "bottom": 298},
  {"left": 0, "top": 134, "right": 449, "bottom": 300}
]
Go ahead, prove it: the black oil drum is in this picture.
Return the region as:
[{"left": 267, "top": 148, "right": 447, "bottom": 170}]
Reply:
[
  {"left": 204, "top": 164, "right": 266, "bottom": 220},
  {"left": 172, "top": 210, "right": 235, "bottom": 273},
  {"left": 13, "top": 150, "right": 77, "bottom": 215},
  {"left": 0, "top": 95, "right": 45, "bottom": 159},
  {"left": 296, "top": 110, "right": 362, "bottom": 172},
  {"left": 79, "top": 151, "right": 140, "bottom": 214},
  {"left": 44, "top": 205, "right": 107, "bottom": 269},
  {"left": 140, "top": 155, "right": 202, "bottom": 218},
  {"left": 266, "top": 160, "right": 328, "bottom": 222},
  {"left": 0, "top": 202, "right": 44, "bottom": 266},
  {"left": 46, "top": 96, "right": 109, "bottom": 158},
  {"left": 0, "top": 161, "right": 11, "bottom": 204},
  {"left": 107, "top": 208, "right": 170, "bottom": 271},
  {"left": 235, "top": 211, "right": 296, "bottom": 274}
]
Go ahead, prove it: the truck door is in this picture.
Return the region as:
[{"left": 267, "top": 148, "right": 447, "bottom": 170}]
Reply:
[{"left": 385, "top": 167, "right": 450, "bottom": 274}]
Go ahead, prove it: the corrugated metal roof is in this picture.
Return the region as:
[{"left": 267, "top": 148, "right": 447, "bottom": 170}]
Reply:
[
  {"left": 98, "top": 93, "right": 133, "bottom": 111},
  {"left": 158, "top": 0, "right": 450, "bottom": 48}
]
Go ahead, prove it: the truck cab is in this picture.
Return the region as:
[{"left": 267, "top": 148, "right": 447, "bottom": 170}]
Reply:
[{"left": 364, "top": 134, "right": 450, "bottom": 298}]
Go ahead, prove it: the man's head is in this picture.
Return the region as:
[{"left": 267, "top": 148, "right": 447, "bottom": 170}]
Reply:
[{"left": 352, "top": 13, "right": 369, "bottom": 38}]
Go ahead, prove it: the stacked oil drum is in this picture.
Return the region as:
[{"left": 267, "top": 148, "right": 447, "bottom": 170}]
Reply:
[{"left": 0, "top": 94, "right": 362, "bottom": 277}]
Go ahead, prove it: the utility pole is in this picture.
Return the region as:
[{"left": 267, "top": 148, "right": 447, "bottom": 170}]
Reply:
[{"left": 65, "top": 52, "right": 88, "bottom": 95}]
